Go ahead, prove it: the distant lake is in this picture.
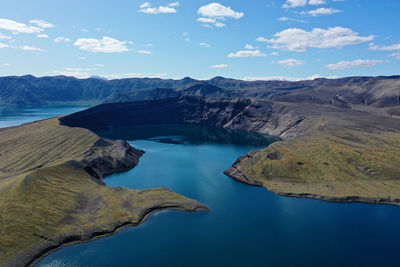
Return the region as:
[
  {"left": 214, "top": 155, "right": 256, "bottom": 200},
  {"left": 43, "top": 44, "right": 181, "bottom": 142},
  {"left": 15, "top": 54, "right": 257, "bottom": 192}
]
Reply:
[
  {"left": 2, "top": 107, "right": 400, "bottom": 266},
  {"left": 0, "top": 105, "right": 90, "bottom": 128}
]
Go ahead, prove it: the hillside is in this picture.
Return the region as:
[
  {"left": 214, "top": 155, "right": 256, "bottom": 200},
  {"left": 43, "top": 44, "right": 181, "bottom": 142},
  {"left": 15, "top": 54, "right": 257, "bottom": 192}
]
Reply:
[
  {"left": 60, "top": 96, "right": 400, "bottom": 205},
  {"left": 0, "top": 75, "right": 399, "bottom": 108},
  {"left": 0, "top": 118, "right": 207, "bottom": 266}
]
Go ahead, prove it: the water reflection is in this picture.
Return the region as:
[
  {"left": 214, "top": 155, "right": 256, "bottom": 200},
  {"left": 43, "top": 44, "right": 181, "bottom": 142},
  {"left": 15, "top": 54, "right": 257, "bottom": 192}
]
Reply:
[{"left": 98, "top": 124, "right": 279, "bottom": 147}]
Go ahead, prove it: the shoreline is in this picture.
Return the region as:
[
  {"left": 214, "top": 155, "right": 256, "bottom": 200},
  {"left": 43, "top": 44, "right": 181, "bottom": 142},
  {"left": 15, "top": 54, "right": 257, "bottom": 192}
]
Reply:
[
  {"left": 224, "top": 166, "right": 400, "bottom": 206},
  {"left": 0, "top": 118, "right": 209, "bottom": 267},
  {"left": 29, "top": 204, "right": 208, "bottom": 267}
]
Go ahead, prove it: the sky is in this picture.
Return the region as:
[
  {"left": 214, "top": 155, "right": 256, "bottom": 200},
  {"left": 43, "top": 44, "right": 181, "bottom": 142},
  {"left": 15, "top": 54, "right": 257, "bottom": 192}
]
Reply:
[{"left": 0, "top": 0, "right": 399, "bottom": 81}]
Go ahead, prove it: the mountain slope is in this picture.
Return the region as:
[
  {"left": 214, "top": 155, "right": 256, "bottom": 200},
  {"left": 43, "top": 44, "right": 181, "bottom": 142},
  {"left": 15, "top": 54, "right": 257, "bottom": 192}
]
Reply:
[{"left": 0, "top": 75, "right": 399, "bottom": 108}]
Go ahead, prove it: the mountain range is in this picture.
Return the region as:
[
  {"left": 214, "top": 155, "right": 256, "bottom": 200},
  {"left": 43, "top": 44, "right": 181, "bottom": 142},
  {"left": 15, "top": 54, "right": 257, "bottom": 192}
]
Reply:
[{"left": 1, "top": 75, "right": 399, "bottom": 108}]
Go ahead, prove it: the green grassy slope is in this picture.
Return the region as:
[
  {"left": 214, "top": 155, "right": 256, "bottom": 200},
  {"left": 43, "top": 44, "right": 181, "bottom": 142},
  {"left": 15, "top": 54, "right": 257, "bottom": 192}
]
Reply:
[
  {"left": 0, "top": 118, "right": 207, "bottom": 266},
  {"left": 225, "top": 105, "right": 400, "bottom": 204}
]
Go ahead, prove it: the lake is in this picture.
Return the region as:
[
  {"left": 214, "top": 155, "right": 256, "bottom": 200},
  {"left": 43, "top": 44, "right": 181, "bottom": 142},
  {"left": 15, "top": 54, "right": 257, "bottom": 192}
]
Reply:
[{"left": 2, "top": 106, "right": 400, "bottom": 266}]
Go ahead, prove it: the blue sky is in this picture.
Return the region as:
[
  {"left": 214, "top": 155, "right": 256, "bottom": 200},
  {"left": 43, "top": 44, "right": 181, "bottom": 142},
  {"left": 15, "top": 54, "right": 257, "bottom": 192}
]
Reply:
[{"left": 0, "top": 0, "right": 399, "bottom": 80}]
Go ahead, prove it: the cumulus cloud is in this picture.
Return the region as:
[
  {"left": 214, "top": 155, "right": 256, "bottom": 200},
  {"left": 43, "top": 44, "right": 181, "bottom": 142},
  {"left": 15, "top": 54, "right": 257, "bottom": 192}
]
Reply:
[
  {"left": 168, "top": 2, "right": 179, "bottom": 7},
  {"left": 302, "top": 7, "right": 341, "bottom": 16},
  {"left": 244, "top": 44, "right": 258, "bottom": 49},
  {"left": 74, "top": 36, "right": 130, "bottom": 53},
  {"left": 389, "top": 52, "right": 400, "bottom": 59},
  {"left": 102, "top": 73, "right": 167, "bottom": 80},
  {"left": 54, "top": 37, "right": 70, "bottom": 43},
  {"left": 0, "top": 18, "right": 43, "bottom": 34},
  {"left": 137, "top": 49, "right": 152, "bottom": 54},
  {"left": 228, "top": 50, "right": 266, "bottom": 58},
  {"left": 283, "top": 0, "right": 307, "bottom": 8},
  {"left": 309, "top": 0, "right": 326, "bottom": 5},
  {"left": 197, "top": 3, "right": 243, "bottom": 28},
  {"left": 199, "top": 42, "right": 211, "bottom": 48},
  {"left": 242, "top": 74, "right": 338, "bottom": 81},
  {"left": 267, "top": 27, "right": 374, "bottom": 52},
  {"left": 283, "top": 0, "right": 326, "bottom": 8},
  {"left": 29, "top": 19, "right": 54, "bottom": 28},
  {"left": 139, "top": 2, "right": 178, "bottom": 14},
  {"left": 37, "top": 34, "right": 48, "bottom": 38},
  {"left": 0, "top": 33, "right": 12, "bottom": 40},
  {"left": 256, "top": 37, "right": 268, "bottom": 42},
  {"left": 211, "top": 64, "right": 228, "bottom": 68},
  {"left": 53, "top": 67, "right": 95, "bottom": 78},
  {"left": 325, "top": 59, "right": 386, "bottom": 70},
  {"left": 2, "top": 63, "right": 11, "bottom": 67},
  {"left": 0, "top": 42, "right": 9, "bottom": 48},
  {"left": 304, "top": 8, "right": 338, "bottom": 16},
  {"left": 368, "top": 42, "right": 400, "bottom": 51},
  {"left": 20, "top": 45, "right": 43, "bottom": 51},
  {"left": 278, "top": 58, "right": 306, "bottom": 67}
]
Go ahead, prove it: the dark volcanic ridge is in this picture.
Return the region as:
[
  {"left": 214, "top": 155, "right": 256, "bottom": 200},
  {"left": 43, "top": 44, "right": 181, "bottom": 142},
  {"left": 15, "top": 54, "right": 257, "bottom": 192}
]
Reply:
[{"left": 1, "top": 75, "right": 399, "bottom": 108}]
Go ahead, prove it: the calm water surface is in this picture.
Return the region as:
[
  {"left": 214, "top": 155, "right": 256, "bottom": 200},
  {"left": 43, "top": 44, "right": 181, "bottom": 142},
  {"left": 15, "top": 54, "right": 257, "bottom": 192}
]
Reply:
[
  {"left": 1, "top": 107, "right": 399, "bottom": 266},
  {"left": 0, "top": 105, "right": 89, "bottom": 128}
]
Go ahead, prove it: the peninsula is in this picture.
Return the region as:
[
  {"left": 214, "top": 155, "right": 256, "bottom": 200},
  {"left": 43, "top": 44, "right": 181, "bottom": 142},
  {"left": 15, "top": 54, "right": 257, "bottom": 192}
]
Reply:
[{"left": 0, "top": 118, "right": 207, "bottom": 267}]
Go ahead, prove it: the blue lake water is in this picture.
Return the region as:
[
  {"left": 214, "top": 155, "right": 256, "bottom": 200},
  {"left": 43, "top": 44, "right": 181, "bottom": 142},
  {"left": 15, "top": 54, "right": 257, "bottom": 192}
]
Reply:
[
  {"left": 0, "top": 105, "right": 89, "bottom": 128},
  {"left": 1, "top": 107, "right": 400, "bottom": 266}
]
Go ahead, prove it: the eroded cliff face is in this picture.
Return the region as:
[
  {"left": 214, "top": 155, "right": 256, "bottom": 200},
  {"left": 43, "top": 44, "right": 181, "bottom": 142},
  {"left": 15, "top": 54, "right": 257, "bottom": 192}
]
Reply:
[
  {"left": 0, "top": 118, "right": 207, "bottom": 267},
  {"left": 60, "top": 96, "right": 400, "bottom": 206},
  {"left": 60, "top": 96, "right": 309, "bottom": 139}
]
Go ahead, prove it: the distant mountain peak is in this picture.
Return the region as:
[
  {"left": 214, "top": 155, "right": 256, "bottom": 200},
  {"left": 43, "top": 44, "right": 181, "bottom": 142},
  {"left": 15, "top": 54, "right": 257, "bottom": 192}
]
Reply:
[{"left": 90, "top": 75, "right": 108, "bottom": 80}]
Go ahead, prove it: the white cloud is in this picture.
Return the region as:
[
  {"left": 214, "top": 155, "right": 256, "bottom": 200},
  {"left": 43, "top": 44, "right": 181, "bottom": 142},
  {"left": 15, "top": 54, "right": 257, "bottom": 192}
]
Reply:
[
  {"left": 309, "top": 0, "right": 326, "bottom": 5},
  {"left": 94, "top": 63, "right": 104, "bottom": 67},
  {"left": 197, "top": 3, "right": 243, "bottom": 28},
  {"left": 256, "top": 37, "right": 268, "bottom": 42},
  {"left": 283, "top": 0, "right": 307, "bottom": 8},
  {"left": 168, "top": 2, "right": 179, "bottom": 7},
  {"left": 228, "top": 50, "right": 266, "bottom": 58},
  {"left": 214, "top": 22, "right": 226, "bottom": 28},
  {"left": 279, "top": 17, "right": 290, "bottom": 21},
  {"left": 268, "top": 27, "right": 374, "bottom": 52},
  {"left": 102, "top": 73, "right": 167, "bottom": 80},
  {"left": 0, "top": 18, "right": 42, "bottom": 34},
  {"left": 2, "top": 63, "right": 11, "bottom": 67},
  {"left": 271, "top": 52, "right": 279, "bottom": 56},
  {"left": 140, "top": 2, "right": 151, "bottom": 8},
  {"left": 242, "top": 74, "right": 338, "bottom": 81},
  {"left": 137, "top": 49, "right": 152, "bottom": 54},
  {"left": 197, "top": 17, "right": 216, "bottom": 23},
  {"left": 0, "top": 33, "right": 12, "bottom": 40},
  {"left": 139, "top": 2, "right": 178, "bottom": 14},
  {"left": 37, "top": 34, "right": 48, "bottom": 38},
  {"left": 53, "top": 67, "right": 94, "bottom": 78},
  {"left": 278, "top": 58, "right": 306, "bottom": 67},
  {"left": 74, "top": 36, "right": 130, "bottom": 53},
  {"left": 54, "top": 37, "right": 71, "bottom": 43},
  {"left": 326, "top": 59, "right": 386, "bottom": 70},
  {"left": 369, "top": 42, "right": 400, "bottom": 51},
  {"left": 29, "top": 19, "right": 54, "bottom": 28},
  {"left": 390, "top": 52, "right": 400, "bottom": 59},
  {"left": 302, "top": 7, "right": 341, "bottom": 16},
  {"left": 185, "top": 38, "right": 190, "bottom": 42},
  {"left": 283, "top": 0, "right": 326, "bottom": 8},
  {"left": 20, "top": 45, "right": 43, "bottom": 51},
  {"left": 211, "top": 64, "right": 228, "bottom": 68},
  {"left": 199, "top": 42, "right": 211, "bottom": 48},
  {"left": 0, "top": 42, "right": 9, "bottom": 48},
  {"left": 244, "top": 44, "right": 257, "bottom": 49}
]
